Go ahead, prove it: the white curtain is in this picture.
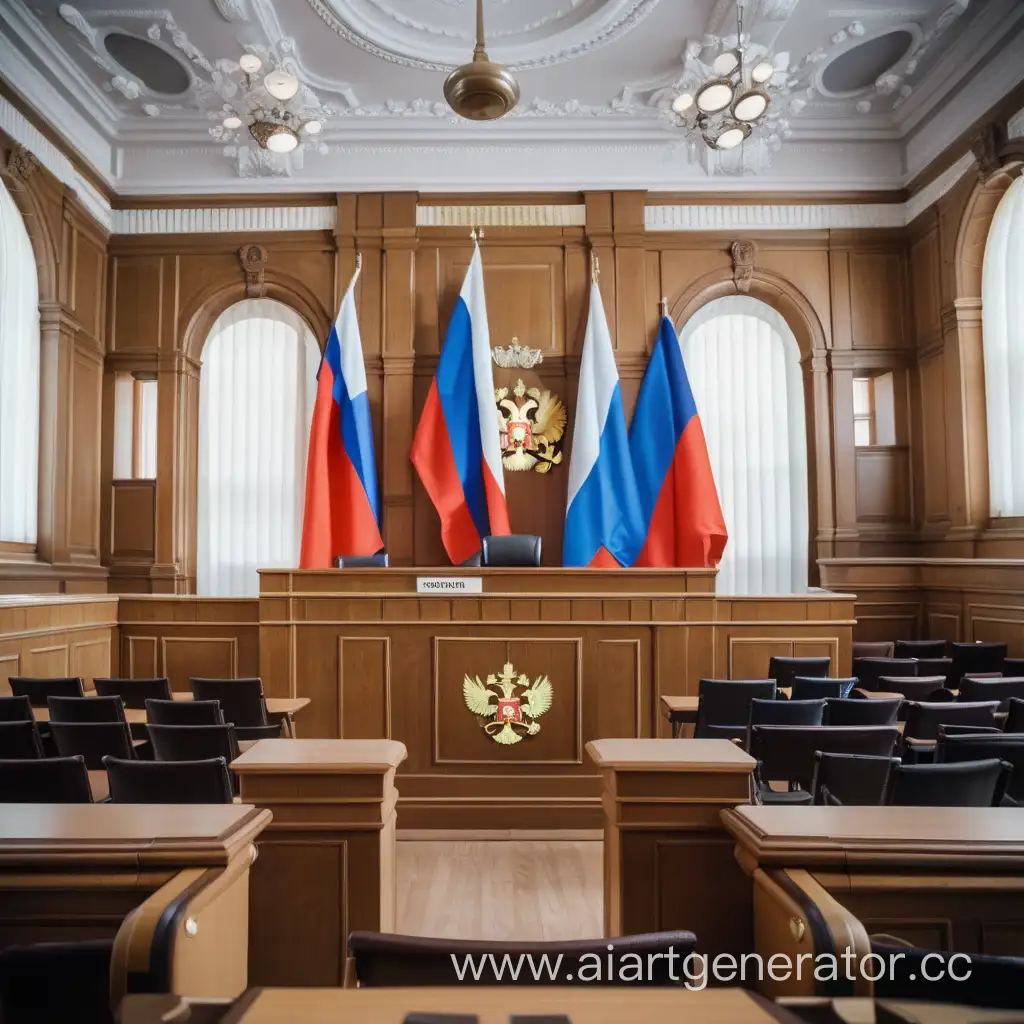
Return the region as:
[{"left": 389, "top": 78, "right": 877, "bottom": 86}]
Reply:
[
  {"left": 0, "top": 177, "right": 40, "bottom": 544},
  {"left": 982, "top": 175, "right": 1024, "bottom": 518},
  {"left": 679, "top": 296, "right": 808, "bottom": 595},
  {"left": 198, "top": 299, "right": 320, "bottom": 597}
]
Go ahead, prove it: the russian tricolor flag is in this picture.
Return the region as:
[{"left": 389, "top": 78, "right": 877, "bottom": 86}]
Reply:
[
  {"left": 629, "top": 314, "right": 727, "bottom": 568},
  {"left": 299, "top": 263, "right": 383, "bottom": 568},
  {"left": 563, "top": 276, "right": 645, "bottom": 568},
  {"left": 411, "top": 243, "right": 510, "bottom": 565}
]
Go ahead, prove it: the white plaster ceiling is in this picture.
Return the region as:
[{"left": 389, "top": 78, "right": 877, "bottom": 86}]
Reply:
[{"left": 0, "top": 0, "right": 1022, "bottom": 193}]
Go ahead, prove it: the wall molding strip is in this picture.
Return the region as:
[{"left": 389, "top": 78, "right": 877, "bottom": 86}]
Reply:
[
  {"left": 110, "top": 205, "right": 338, "bottom": 234},
  {"left": 415, "top": 204, "right": 587, "bottom": 227}
]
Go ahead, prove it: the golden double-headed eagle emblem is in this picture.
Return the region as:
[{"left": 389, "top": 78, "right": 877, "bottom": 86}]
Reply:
[
  {"left": 495, "top": 379, "right": 566, "bottom": 473},
  {"left": 463, "top": 662, "right": 553, "bottom": 745}
]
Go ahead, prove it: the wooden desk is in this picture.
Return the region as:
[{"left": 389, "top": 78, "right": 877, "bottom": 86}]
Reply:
[
  {"left": 120, "top": 987, "right": 803, "bottom": 1024},
  {"left": 0, "top": 803, "right": 270, "bottom": 1004},
  {"left": 587, "top": 738, "right": 756, "bottom": 959},
  {"left": 259, "top": 568, "right": 854, "bottom": 829},
  {"left": 33, "top": 694, "right": 311, "bottom": 733},
  {"left": 232, "top": 739, "right": 407, "bottom": 987},
  {"left": 721, "top": 805, "right": 1024, "bottom": 998}
]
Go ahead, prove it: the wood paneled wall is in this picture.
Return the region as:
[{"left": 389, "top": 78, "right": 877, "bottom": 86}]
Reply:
[
  {"left": 100, "top": 192, "right": 923, "bottom": 590},
  {"left": 0, "top": 595, "right": 117, "bottom": 693},
  {"left": 821, "top": 557, "right": 1024, "bottom": 650},
  {"left": 0, "top": 136, "right": 109, "bottom": 594}
]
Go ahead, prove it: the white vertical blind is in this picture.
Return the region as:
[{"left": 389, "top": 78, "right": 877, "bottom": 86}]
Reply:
[
  {"left": 197, "top": 299, "right": 320, "bottom": 597},
  {"left": 0, "top": 176, "right": 40, "bottom": 544},
  {"left": 113, "top": 373, "right": 134, "bottom": 479},
  {"left": 982, "top": 175, "right": 1024, "bottom": 517},
  {"left": 137, "top": 380, "right": 157, "bottom": 479},
  {"left": 679, "top": 296, "right": 808, "bottom": 595}
]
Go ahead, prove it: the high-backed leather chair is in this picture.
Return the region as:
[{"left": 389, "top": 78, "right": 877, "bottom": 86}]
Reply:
[
  {"left": 481, "top": 534, "right": 542, "bottom": 567},
  {"left": 884, "top": 758, "right": 1011, "bottom": 807},
  {"left": 94, "top": 677, "right": 172, "bottom": 709},
  {"left": 894, "top": 639, "right": 947, "bottom": 659},
  {"left": 950, "top": 641, "right": 1008, "bottom": 680},
  {"left": 812, "top": 752, "right": 898, "bottom": 806},
  {"left": 693, "top": 679, "right": 776, "bottom": 741},
  {"left": 335, "top": 552, "right": 389, "bottom": 568}
]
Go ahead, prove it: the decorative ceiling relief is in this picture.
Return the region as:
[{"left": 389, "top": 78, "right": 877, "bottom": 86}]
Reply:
[{"left": 304, "top": 0, "right": 661, "bottom": 70}]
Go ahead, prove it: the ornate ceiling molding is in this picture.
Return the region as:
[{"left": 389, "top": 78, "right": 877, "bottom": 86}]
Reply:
[
  {"left": 111, "top": 205, "right": 335, "bottom": 234},
  {"left": 416, "top": 204, "right": 587, "bottom": 227},
  {"left": 304, "top": 0, "right": 661, "bottom": 71}
]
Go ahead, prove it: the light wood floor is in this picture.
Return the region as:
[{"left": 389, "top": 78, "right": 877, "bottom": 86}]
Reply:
[{"left": 396, "top": 840, "right": 603, "bottom": 941}]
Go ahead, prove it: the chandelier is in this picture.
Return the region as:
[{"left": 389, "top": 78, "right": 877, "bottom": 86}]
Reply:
[
  {"left": 669, "top": 0, "right": 781, "bottom": 152},
  {"left": 216, "top": 53, "right": 325, "bottom": 155}
]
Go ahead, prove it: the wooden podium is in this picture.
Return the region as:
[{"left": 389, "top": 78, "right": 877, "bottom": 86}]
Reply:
[{"left": 259, "top": 568, "right": 854, "bottom": 829}]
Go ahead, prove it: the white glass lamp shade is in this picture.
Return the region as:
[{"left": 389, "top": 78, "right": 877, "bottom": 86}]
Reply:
[
  {"left": 239, "top": 53, "right": 262, "bottom": 74},
  {"left": 301, "top": 119, "right": 323, "bottom": 134},
  {"left": 266, "top": 125, "right": 299, "bottom": 153},
  {"left": 752, "top": 61, "right": 775, "bottom": 84},
  {"left": 712, "top": 50, "right": 740, "bottom": 76},
  {"left": 222, "top": 114, "right": 242, "bottom": 130},
  {"left": 696, "top": 80, "right": 734, "bottom": 114},
  {"left": 733, "top": 90, "right": 768, "bottom": 122},
  {"left": 264, "top": 69, "right": 300, "bottom": 102},
  {"left": 716, "top": 125, "right": 748, "bottom": 150},
  {"left": 671, "top": 92, "right": 694, "bottom": 114}
]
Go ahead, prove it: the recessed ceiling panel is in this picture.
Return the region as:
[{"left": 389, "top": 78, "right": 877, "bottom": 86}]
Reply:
[
  {"left": 103, "top": 32, "right": 192, "bottom": 95},
  {"left": 820, "top": 30, "right": 915, "bottom": 96}
]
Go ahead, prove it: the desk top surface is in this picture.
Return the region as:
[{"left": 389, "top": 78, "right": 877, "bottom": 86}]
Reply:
[
  {"left": 232, "top": 738, "right": 408, "bottom": 772},
  {"left": 223, "top": 986, "right": 797, "bottom": 1024},
  {"left": 587, "top": 738, "right": 756, "bottom": 771},
  {"left": 0, "top": 804, "right": 270, "bottom": 863},
  {"left": 723, "top": 805, "right": 1024, "bottom": 866}
]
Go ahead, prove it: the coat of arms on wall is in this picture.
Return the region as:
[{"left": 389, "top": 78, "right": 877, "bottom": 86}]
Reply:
[
  {"left": 463, "top": 662, "right": 553, "bottom": 745},
  {"left": 495, "top": 379, "right": 566, "bottom": 473}
]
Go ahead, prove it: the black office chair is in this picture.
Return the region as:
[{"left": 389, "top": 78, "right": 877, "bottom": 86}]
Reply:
[
  {"left": 767, "top": 657, "right": 830, "bottom": 691},
  {"left": 348, "top": 930, "right": 699, "bottom": 987},
  {"left": 852, "top": 658, "right": 918, "bottom": 691},
  {"left": 693, "top": 679, "right": 776, "bottom": 741},
  {"left": 937, "top": 732, "right": 1024, "bottom": 805},
  {"left": 104, "top": 756, "right": 234, "bottom": 804},
  {"left": 335, "top": 552, "right": 389, "bottom": 568},
  {"left": 812, "top": 752, "right": 898, "bottom": 806},
  {"left": 885, "top": 758, "right": 1011, "bottom": 807},
  {"left": 93, "top": 677, "right": 172, "bottom": 709},
  {"left": 0, "top": 721, "right": 45, "bottom": 759},
  {"left": 914, "top": 656, "right": 954, "bottom": 688},
  {"left": 8, "top": 677, "right": 85, "bottom": 707},
  {"left": 824, "top": 697, "right": 902, "bottom": 726},
  {"left": 893, "top": 639, "right": 946, "bottom": 659},
  {"left": 872, "top": 941, "right": 1024, "bottom": 1010},
  {"left": 745, "top": 698, "right": 825, "bottom": 750},
  {"left": 146, "top": 723, "right": 241, "bottom": 764},
  {"left": 790, "top": 677, "right": 855, "bottom": 701},
  {"left": 0, "top": 695, "right": 33, "bottom": 722},
  {"left": 1006, "top": 698, "right": 1024, "bottom": 733},
  {"left": 49, "top": 722, "right": 136, "bottom": 770},
  {"left": 950, "top": 641, "right": 1008, "bottom": 680},
  {"left": 851, "top": 641, "right": 894, "bottom": 660},
  {"left": 0, "top": 939, "right": 114, "bottom": 1024},
  {"left": 1003, "top": 657, "right": 1024, "bottom": 677},
  {"left": 958, "top": 676, "right": 1024, "bottom": 709},
  {"left": 876, "top": 675, "right": 950, "bottom": 703},
  {"left": 46, "top": 696, "right": 126, "bottom": 724},
  {"left": 481, "top": 535, "right": 542, "bottom": 567},
  {"left": 902, "top": 700, "right": 1000, "bottom": 743},
  {"left": 750, "top": 725, "right": 900, "bottom": 805},
  {"left": 189, "top": 678, "right": 268, "bottom": 729},
  {"left": 0, "top": 756, "right": 92, "bottom": 803},
  {"left": 145, "top": 698, "right": 224, "bottom": 726}
]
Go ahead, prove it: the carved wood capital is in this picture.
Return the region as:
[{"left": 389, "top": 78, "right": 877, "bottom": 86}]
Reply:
[
  {"left": 237, "top": 243, "right": 268, "bottom": 298},
  {"left": 731, "top": 240, "right": 758, "bottom": 294},
  {"left": 7, "top": 145, "right": 40, "bottom": 182}
]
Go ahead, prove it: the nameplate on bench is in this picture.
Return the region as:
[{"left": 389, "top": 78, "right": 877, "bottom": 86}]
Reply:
[{"left": 416, "top": 576, "right": 483, "bottom": 595}]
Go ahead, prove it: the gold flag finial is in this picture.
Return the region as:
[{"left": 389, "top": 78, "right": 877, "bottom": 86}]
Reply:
[
  {"left": 660, "top": 296, "right": 668, "bottom": 316},
  {"left": 355, "top": 252, "right": 363, "bottom": 273},
  {"left": 591, "top": 252, "right": 600, "bottom": 282},
  {"left": 471, "top": 228, "right": 478, "bottom": 242}
]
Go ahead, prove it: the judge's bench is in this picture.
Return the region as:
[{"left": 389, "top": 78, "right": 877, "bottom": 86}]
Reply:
[{"left": 256, "top": 567, "right": 854, "bottom": 829}]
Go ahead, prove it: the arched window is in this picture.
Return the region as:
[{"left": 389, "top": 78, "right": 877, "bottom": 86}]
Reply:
[
  {"left": 0, "top": 177, "right": 40, "bottom": 545},
  {"left": 679, "top": 296, "right": 808, "bottom": 594},
  {"left": 982, "top": 174, "right": 1024, "bottom": 517},
  {"left": 197, "top": 299, "right": 320, "bottom": 596}
]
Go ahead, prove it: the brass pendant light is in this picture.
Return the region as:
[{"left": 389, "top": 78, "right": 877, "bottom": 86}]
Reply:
[{"left": 443, "top": 0, "right": 520, "bottom": 121}]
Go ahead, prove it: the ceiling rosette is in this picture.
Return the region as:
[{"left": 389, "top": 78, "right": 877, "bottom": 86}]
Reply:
[{"left": 304, "top": 0, "right": 662, "bottom": 70}]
